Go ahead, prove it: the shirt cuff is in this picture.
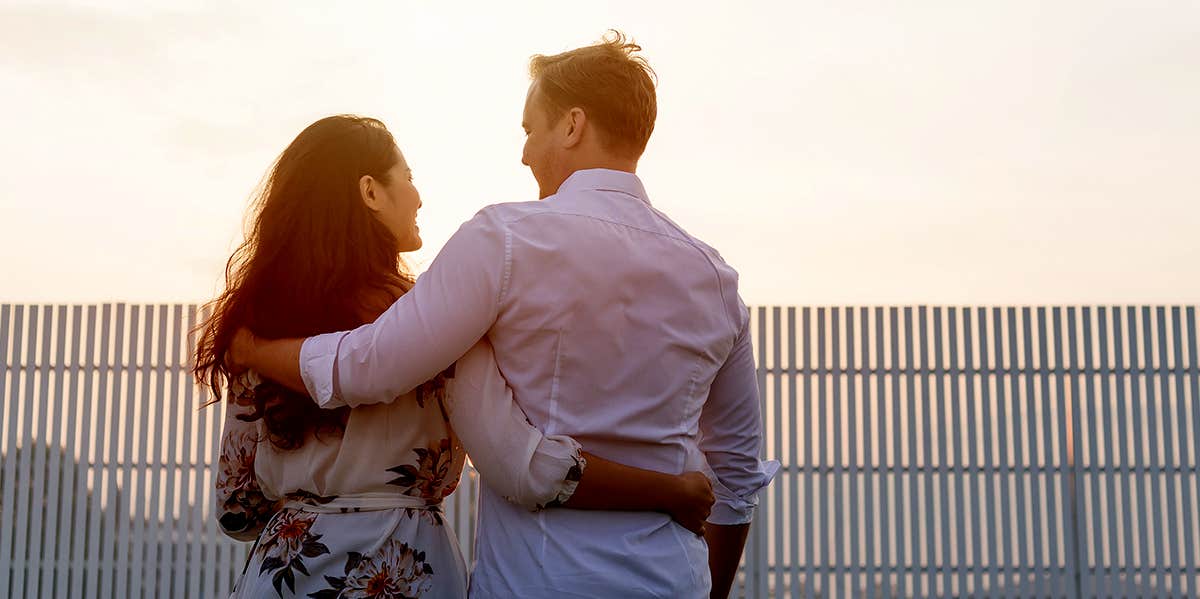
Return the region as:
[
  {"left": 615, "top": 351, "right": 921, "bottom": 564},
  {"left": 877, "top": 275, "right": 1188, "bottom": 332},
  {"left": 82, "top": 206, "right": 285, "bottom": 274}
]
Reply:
[
  {"left": 299, "top": 332, "right": 349, "bottom": 408},
  {"left": 527, "top": 435, "right": 586, "bottom": 511},
  {"left": 706, "top": 459, "right": 781, "bottom": 525}
]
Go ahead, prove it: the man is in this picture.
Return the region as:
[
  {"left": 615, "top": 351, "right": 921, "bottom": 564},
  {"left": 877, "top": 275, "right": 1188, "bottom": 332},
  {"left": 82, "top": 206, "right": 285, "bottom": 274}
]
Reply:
[{"left": 234, "top": 31, "right": 777, "bottom": 598}]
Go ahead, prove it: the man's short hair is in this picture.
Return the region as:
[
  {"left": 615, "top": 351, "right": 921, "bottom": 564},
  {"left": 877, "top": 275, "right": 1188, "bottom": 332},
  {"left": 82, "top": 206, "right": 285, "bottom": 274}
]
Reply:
[{"left": 529, "top": 30, "right": 658, "bottom": 159}]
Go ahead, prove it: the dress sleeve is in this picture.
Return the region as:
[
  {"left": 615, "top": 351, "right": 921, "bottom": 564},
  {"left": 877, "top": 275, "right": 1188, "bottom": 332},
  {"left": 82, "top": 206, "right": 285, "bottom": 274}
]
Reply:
[
  {"left": 445, "top": 338, "right": 586, "bottom": 510},
  {"left": 215, "top": 373, "right": 280, "bottom": 541}
]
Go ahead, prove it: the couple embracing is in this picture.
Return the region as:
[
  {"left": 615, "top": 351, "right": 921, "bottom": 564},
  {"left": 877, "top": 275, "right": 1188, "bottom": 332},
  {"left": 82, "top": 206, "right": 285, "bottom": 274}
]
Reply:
[{"left": 196, "top": 31, "right": 777, "bottom": 599}]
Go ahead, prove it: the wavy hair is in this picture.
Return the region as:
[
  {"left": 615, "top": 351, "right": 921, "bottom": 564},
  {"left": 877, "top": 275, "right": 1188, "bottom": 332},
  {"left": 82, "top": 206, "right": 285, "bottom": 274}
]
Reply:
[{"left": 193, "top": 115, "right": 413, "bottom": 450}]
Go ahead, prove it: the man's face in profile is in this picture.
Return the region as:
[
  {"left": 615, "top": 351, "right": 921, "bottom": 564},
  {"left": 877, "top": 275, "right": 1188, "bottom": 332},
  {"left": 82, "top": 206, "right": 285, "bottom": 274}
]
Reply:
[{"left": 521, "top": 81, "right": 564, "bottom": 200}]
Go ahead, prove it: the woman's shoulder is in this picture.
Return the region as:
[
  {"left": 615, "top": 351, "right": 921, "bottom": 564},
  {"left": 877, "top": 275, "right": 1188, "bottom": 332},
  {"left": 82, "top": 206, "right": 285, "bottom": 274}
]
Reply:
[{"left": 355, "top": 281, "right": 410, "bottom": 322}]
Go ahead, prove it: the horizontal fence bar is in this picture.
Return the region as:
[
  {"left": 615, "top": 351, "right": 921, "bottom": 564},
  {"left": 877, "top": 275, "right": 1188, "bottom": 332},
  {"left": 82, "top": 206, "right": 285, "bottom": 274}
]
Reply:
[
  {"left": 7, "top": 366, "right": 1198, "bottom": 378},
  {"left": 771, "top": 464, "right": 1189, "bottom": 474},
  {"left": 758, "top": 367, "right": 1199, "bottom": 376}
]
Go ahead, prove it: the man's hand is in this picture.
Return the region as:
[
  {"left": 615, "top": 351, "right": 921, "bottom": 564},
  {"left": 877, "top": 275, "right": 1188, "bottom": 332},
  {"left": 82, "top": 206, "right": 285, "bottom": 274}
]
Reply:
[
  {"left": 229, "top": 332, "right": 310, "bottom": 394},
  {"left": 664, "top": 471, "right": 715, "bottom": 537},
  {"left": 227, "top": 327, "right": 258, "bottom": 373},
  {"left": 706, "top": 521, "right": 751, "bottom": 599}
]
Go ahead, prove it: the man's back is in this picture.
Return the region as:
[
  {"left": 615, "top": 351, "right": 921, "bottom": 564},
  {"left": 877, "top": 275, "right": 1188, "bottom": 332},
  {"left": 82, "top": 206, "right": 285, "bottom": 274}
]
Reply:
[
  {"left": 297, "top": 168, "right": 770, "bottom": 598},
  {"left": 469, "top": 169, "right": 746, "bottom": 598}
]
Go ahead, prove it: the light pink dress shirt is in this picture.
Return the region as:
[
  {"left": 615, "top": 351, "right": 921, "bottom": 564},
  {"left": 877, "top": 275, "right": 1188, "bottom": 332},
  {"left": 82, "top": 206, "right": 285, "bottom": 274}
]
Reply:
[{"left": 300, "top": 169, "right": 778, "bottom": 598}]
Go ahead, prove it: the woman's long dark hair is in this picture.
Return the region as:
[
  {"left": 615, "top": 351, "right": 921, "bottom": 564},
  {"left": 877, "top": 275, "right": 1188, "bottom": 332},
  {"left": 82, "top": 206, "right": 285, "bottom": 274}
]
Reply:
[{"left": 193, "top": 115, "right": 413, "bottom": 450}]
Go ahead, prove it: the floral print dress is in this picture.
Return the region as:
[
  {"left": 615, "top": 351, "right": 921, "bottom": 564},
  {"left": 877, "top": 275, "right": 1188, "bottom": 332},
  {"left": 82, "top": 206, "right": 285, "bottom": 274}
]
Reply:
[
  {"left": 218, "top": 367, "right": 466, "bottom": 598},
  {"left": 222, "top": 336, "right": 595, "bottom": 597},
  {"left": 217, "top": 340, "right": 585, "bottom": 599}
]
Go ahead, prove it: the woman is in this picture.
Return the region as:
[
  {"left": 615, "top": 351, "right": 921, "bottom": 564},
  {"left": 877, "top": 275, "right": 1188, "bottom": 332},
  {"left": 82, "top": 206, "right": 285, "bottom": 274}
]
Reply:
[{"left": 194, "top": 115, "right": 712, "bottom": 598}]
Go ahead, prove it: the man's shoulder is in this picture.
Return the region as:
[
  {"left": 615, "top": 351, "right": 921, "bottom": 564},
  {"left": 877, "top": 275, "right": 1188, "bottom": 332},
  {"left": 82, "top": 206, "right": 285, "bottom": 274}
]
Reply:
[
  {"left": 472, "top": 199, "right": 552, "bottom": 223},
  {"left": 449, "top": 200, "right": 550, "bottom": 241},
  {"left": 646, "top": 207, "right": 748, "bottom": 327},
  {"left": 649, "top": 205, "right": 737, "bottom": 272}
]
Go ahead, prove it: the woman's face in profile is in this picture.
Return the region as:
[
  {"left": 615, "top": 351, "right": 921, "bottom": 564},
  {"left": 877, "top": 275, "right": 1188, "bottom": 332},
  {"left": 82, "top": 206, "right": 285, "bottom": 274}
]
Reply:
[{"left": 370, "top": 148, "right": 423, "bottom": 251}]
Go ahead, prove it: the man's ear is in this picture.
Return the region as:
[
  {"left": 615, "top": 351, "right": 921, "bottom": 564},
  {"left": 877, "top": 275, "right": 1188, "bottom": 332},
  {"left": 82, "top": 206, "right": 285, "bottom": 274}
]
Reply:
[
  {"left": 562, "top": 107, "right": 586, "bottom": 149},
  {"left": 359, "top": 174, "right": 380, "bottom": 211}
]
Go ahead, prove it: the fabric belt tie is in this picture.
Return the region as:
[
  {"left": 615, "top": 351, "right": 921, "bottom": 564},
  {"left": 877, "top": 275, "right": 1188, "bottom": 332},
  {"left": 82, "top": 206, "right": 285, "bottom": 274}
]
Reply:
[{"left": 282, "top": 492, "right": 441, "bottom": 514}]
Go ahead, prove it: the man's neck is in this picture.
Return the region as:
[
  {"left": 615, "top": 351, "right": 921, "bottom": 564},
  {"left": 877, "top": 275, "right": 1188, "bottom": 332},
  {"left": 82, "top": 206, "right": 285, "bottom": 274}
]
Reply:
[
  {"left": 571, "top": 156, "right": 638, "bottom": 175},
  {"left": 543, "top": 158, "right": 640, "bottom": 199}
]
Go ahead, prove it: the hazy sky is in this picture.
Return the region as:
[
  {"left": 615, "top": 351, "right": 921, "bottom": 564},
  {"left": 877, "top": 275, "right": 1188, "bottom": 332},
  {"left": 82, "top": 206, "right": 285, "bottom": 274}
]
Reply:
[{"left": 1, "top": 0, "right": 1197, "bottom": 306}]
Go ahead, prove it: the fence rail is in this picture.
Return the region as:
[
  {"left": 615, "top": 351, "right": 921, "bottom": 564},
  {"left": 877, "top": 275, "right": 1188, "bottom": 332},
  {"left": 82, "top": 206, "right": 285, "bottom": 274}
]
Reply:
[{"left": 1, "top": 304, "right": 1197, "bottom": 598}]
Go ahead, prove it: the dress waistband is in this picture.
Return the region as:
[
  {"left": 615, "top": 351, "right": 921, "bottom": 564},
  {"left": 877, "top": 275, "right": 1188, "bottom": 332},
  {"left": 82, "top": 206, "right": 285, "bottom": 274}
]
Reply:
[{"left": 282, "top": 492, "right": 441, "bottom": 514}]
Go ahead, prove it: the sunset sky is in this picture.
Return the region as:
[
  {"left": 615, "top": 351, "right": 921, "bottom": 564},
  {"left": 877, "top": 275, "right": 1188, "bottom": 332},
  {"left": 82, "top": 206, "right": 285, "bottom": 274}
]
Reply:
[{"left": 2, "top": 0, "right": 1197, "bottom": 306}]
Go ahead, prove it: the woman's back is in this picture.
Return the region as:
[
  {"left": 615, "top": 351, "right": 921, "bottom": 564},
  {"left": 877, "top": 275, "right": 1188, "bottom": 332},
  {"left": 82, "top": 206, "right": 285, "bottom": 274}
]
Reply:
[
  {"left": 216, "top": 368, "right": 469, "bottom": 598},
  {"left": 229, "top": 370, "right": 463, "bottom": 508}
]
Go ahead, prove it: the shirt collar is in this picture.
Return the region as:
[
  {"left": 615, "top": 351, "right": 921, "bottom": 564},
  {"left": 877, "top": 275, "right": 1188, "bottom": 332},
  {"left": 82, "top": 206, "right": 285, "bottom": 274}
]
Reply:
[{"left": 553, "top": 168, "right": 650, "bottom": 204}]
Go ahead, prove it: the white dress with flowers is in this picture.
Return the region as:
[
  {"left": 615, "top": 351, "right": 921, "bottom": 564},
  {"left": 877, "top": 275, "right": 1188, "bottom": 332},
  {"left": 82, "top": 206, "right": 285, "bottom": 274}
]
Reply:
[{"left": 216, "top": 340, "right": 585, "bottom": 599}]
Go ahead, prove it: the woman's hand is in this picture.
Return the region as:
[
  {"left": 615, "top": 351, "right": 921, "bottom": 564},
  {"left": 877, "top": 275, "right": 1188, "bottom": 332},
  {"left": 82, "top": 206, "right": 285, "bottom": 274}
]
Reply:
[
  {"left": 663, "top": 471, "right": 715, "bottom": 537},
  {"left": 562, "top": 453, "right": 716, "bottom": 531}
]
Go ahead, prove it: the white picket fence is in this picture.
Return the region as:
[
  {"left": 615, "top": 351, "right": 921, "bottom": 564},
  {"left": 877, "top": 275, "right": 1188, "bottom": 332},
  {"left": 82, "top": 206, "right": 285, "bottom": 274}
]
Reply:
[{"left": 1, "top": 304, "right": 1198, "bottom": 598}]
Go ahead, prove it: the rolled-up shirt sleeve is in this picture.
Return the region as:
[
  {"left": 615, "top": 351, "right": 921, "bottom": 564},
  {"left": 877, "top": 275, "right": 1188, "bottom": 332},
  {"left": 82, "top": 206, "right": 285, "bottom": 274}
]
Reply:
[
  {"left": 447, "top": 338, "right": 585, "bottom": 510},
  {"left": 700, "top": 304, "right": 781, "bottom": 525},
  {"left": 300, "top": 209, "right": 509, "bottom": 408}
]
